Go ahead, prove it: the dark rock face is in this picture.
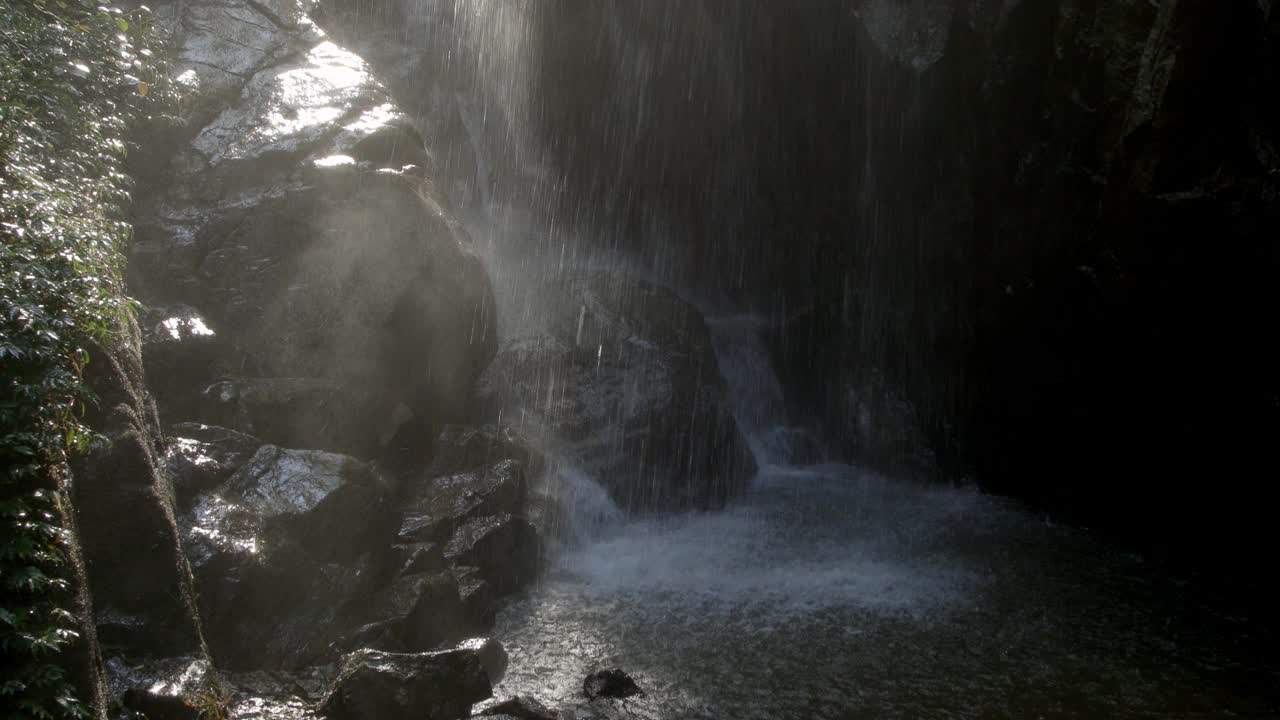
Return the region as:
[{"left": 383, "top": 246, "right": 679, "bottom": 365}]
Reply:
[
  {"left": 478, "top": 274, "right": 756, "bottom": 512},
  {"left": 319, "top": 648, "right": 494, "bottom": 720},
  {"left": 177, "top": 433, "right": 541, "bottom": 669},
  {"left": 70, "top": 315, "right": 207, "bottom": 659},
  {"left": 398, "top": 460, "right": 528, "bottom": 544},
  {"left": 337, "top": 572, "right": 470, "bottom": 654},
  {"left": 325, "top": 0, "right": 1279, "bottom": 568},
  {"left": 180, "top": 445, "right": 396, "bottom": 669},
  {"left": 457, "top": 637, "right": 509, "bottom": 686},
  {"left": 130, "top": 0, "right": 496, "bottom": 460},
  {"left": 141, "top": 305, "right": 223, "bottom": 423},
  {"left": 582, "top": 668, "right": 641, "bottom": 700},
  {"left": 428, "top": 425, "right": 539, "bottom": 478}
]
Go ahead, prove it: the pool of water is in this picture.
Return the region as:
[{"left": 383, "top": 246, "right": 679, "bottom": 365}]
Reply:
[{"left": 486, "top": 464, "right": 1279, "bottom": 719}]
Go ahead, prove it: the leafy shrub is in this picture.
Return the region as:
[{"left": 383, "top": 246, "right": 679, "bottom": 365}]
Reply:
[{"left": 1, "top": 1, "right": 167, "bottom": 717}]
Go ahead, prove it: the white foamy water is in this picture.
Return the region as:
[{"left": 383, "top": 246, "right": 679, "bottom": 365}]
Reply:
[
  {"left": 488, "top": 463, "right": 1277, "bottom": 719},
  {"left": 483, "top": 317, "right": 1278, "bottom": 719}
]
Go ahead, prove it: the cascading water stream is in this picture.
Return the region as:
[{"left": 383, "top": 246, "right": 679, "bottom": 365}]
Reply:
[
  {"left": 365, "top": 5, "right": 1278, "bottom": 716},
  {"left": 469, "top": 256, "right": 1273, "bottom": 718},
  {"left": 704, "top": 314, "right": 819, "bottom": 468}
]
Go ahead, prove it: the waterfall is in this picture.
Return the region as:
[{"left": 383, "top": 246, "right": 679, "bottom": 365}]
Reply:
[{"left": 706, "top": 314, "right": 819, "bottom": 468}]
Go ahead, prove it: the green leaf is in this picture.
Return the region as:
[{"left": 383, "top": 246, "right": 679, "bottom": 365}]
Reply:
[{"left": 114, "top": 17, "right": 128, "bottom": 32}]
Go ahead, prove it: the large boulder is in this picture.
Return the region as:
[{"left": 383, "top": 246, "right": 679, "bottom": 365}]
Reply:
[
  {"left": 130, "top": 0, "right": 496, "bottom": 459},
  {"left": 336, "top": 571, "right": 472, "bottom": 654},
  {"left": 477, "top": 274, "right": 755, "bottom": 512},
  {"left": 443, "top": 514, "right": 539, "bottom": 597},
  {"left": 181, "top": 446, "right": 395, "bottom": 669},
  {"left": 395, "top": 460, "right": 540, "bottom": 598},
  {"left": 318, "top": 648, "right": 493, "bottom": 720},
  {"left": 222, "top": 446, "right": 395, "bottom": 560},
  {"left": 428, "top": 425, "right": 538, "bottom": 477},
  {"left": 397, "top": 460, "right": 528, "bottom": 544}
]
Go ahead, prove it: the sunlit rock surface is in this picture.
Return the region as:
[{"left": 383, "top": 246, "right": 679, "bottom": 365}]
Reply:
[
  {"left": 106, "top": 655, "right": 214, "bottom": 720},
  {"left": 478, "top": 273, "right": 755, "bottom": 512},
  {"left": 130, "top": 0, "right": 495, "bottom": 459},
  {"left": 164, "top": 423, "right": 264, "bottom": 511},
  {"left": 175, "top": 428, "right": 541, "bottom": 670},
  {"left": 319, "top": 647, "right": 494, "bottom": 720},
  {"left": 180, "top": 444, "right": 394, "bottom": 669}
]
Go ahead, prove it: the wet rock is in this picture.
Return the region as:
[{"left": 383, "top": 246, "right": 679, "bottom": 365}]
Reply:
[
  {"left": 444, "top": 513, "right": 540, "bottom": 596},
  {"left": 224, "top": 445, "right": 394, "bottom": 561},
  {"left": 181, "top": 445, "right": 394, "bottom": 669},
  {"left": 141, "top": 305, "right": 226, "bottom": 422},
  {"left": 582, "top": 669, "right": 641, "bottom": 700},
  {"left": 398, "top": 460, "right": 528, "bottom": 543},
  {"left": 107, "top": 656, "right": 217, "bottom": 720},
  {"left": 477, "top": 274, "right": 756, "bottom": 512},
  {"left": 450, "top": 566, "right": 497, "bottom": 629},
  {"left": 319, "top": 648, "right": 493, "bottom": 720},
  {"left": 130, "top": 0, "right": 497, "bottom": 460},
  {"left": 338, "top": 572, "right": 471, "bottom": 654},
  {"left": 389, "top": 541, "right": 447, "bottom": 576},
  {"left": 164, "top": 424, "right": 263, "bottom": 511},
  {"left": 165, "top": 0, "right": 318, "bottom": 125},
  {"left": 429, "top": 425, "right": 538, "bottom": 477},
  {"left": 198, "top": 377, "right": 388, "bottom": 460},
  {"left": 456, "top": 637, "right": 508, "bottom": 686},
  {"left": 479, "top": 695, "right": 557, "bottom": 720}
]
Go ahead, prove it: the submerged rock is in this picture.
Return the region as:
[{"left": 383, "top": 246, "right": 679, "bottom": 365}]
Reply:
[
  {"left": 479, "top": 695, "right": 559, "bottom": 720},
  {"left": 319, "top": 648, "right": 493, "bottom": 720},
  {"left": 477, "top": 274, "right": 756, "bottom": 512},
  {"left": 582, "top": 669, "right": 641, "bottom": 700}
]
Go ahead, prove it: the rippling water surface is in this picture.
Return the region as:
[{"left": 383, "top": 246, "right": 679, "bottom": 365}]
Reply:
[{"left": 488, "top": 464, "right": 1278, "bottom": 719}]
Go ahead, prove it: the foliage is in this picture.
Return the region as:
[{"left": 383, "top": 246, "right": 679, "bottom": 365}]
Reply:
[
  {"left": 188, "top": 677, "right": 234, "bottom": 720},
  {"left": 1, "top": 1, "right": 167, "bottom": 717}
]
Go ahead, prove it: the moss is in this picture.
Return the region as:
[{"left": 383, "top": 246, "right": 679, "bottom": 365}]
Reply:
[{"left": 1, "top": 1, "right": 169, "bottom": 716}]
